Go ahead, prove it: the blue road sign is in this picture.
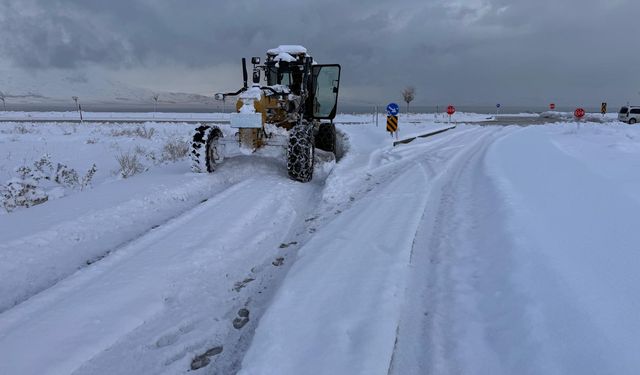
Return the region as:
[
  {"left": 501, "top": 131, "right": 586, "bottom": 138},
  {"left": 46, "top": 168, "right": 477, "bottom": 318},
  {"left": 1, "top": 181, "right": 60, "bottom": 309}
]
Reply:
[
  {"left": 386, "top": 103, "right": 400, "bottom": 116},
  {"left": 496, "top": 103, "right": 501, "bottom": 108}
]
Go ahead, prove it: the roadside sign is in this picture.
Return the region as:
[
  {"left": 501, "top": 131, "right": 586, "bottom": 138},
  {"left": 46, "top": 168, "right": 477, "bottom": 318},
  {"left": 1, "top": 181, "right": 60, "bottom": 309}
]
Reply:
[
  {"left": 386, "top": 103, "right": 400, "bottom": 116},
  {"left": 574, "top": 108, "right": 585, "bottom": 119},
  {"left": 386, "top": 115, "right": 398, "bottom": 134},
  {"left": 446, "top": 105, "right": 456, "bottom": 115},
  {"left": 446, "top": 105, "right": 456, "bottom": 124},
  {"left": 550, "top": 103, "right": 556, "bottom": 110},
  {"left": 601, "top": 102, "right": 607, "bottom": 115},
  {"left": 496, "top": 103, "right": 501, "bottom": 108}
]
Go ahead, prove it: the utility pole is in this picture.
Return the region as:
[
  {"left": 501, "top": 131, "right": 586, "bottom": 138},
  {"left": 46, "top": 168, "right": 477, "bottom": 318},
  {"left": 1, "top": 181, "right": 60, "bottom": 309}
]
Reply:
[
  {"left": 152, "top": 94, "right": 159, "bottom": 118},
  {"left": 72, "top": 96, "right": 83, "bottom": 123}
]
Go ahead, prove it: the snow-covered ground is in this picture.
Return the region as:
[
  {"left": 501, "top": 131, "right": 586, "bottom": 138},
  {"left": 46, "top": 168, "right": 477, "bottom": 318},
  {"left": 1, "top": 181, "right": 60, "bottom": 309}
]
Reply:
[
  {"left": 0, "top": 114, "right": 639, "bottom": 374},
  {"left": 0, "top": 111, "right": 227, "bottom": 122}
]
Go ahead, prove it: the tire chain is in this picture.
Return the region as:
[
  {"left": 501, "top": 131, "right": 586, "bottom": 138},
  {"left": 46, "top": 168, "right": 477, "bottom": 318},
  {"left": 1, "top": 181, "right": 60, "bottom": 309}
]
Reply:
[{"left": 287, "top": 125, "right": 315, "bottom": 182}]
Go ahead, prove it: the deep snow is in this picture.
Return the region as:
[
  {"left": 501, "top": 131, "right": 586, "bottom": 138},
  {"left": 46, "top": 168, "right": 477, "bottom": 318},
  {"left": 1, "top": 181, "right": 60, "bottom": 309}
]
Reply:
[{"left": 0, "top": 113, "right": 639, "bottom": 374}]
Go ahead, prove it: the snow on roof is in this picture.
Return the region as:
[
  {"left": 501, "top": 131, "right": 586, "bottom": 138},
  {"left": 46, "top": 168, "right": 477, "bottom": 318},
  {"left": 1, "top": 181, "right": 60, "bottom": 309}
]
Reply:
[
  {"left": 273, "top": 52, "right": 297, "bottom": 63},
  {"left": 267, "top": 45, "right": 308, "bottom": 56}
]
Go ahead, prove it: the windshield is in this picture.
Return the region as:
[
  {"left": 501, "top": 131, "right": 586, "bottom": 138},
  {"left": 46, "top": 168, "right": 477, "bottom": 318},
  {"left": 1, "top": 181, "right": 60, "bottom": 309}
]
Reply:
[
  {"left": 266, "top": 66, "right": 291, "bottom": 86},
  {"left": 266, "top": 64, "right": 303, "bottom": 90},
  {"left": 619, "top": 107, "right": 628, "bottom": 114}
]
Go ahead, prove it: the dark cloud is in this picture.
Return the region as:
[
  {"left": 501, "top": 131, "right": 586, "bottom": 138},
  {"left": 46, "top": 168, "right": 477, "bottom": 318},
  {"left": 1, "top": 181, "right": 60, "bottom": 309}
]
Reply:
[{"left": 1, "top": 0, "right": 639, "bottom": 105}]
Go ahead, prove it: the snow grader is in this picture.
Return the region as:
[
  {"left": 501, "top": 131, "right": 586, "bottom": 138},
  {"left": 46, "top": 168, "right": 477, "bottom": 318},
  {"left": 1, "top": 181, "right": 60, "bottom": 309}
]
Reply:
[{"left": 190, "top": 45, "right": 341, "bottom": 182}]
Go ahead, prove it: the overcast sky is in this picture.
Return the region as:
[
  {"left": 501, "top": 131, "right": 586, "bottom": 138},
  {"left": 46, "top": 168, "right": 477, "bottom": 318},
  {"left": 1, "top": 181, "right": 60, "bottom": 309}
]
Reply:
[{"left": 1, "top": 0, "right": 639, "bottom": 107}]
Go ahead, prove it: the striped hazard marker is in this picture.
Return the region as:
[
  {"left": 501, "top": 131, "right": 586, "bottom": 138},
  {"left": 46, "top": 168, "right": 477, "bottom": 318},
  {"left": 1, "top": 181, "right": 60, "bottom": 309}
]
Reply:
[{"left": 386, "top": 115, "right": 398, "bottom": 133}]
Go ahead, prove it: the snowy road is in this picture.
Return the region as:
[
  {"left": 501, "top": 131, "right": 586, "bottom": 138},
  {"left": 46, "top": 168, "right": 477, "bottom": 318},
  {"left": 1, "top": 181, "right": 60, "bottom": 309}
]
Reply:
[
  {"left": 1, "top": 117, "right": 639, "bottom": 374},
  {"left": 0, "top": 161, "right": 323, "bottom": 374}
]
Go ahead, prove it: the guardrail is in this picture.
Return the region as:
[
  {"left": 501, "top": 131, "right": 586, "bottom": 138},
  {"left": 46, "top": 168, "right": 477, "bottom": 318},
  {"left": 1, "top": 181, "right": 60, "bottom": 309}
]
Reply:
[{"left": 393, "top": 126, "right": 457, "bottom": 147}]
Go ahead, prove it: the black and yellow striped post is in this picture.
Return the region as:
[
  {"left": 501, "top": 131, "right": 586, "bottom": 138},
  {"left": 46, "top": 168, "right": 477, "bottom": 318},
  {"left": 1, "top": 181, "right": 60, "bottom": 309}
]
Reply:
[
  {"left": 601, "top": 102, "right": 607, "bottom": 115},
  {"left": 386, "top": 115, "right": 398, "bottom": 135}
]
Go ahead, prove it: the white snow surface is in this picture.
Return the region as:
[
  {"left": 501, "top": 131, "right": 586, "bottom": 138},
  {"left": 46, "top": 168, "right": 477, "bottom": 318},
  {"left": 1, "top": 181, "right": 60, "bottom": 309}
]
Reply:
[
  {"left": 266, "top": 45, "right": 308, "bottom": 56},
  {"left": 1, "top": 115, "right": 639, "bottom": 375}
]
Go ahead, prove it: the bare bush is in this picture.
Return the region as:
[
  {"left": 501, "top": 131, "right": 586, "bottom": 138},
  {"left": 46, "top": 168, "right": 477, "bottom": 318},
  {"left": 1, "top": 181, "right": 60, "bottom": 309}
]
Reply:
[
  {"left": 116, "top": 152, "right": 146, "bottom": 178},
  {"left": 162, "top": 137, "right": 189, "bottom": 161},
  {"left": 1, "top": 124, "right": 35, "bottom": 134},
  {"left": 81, "top": 164, "right": 97, "bottom": 190},
  {"left": 61, "top": 125, "right": 77, "bottom": 136},
  {"left": 54, "top": 164, "right": 79, "bottom": 187},
  {"left": 1, "top": 155, "right": 99, "bottom": 212},
  {"left": 136, "top": 126, "right": 155, "bottom": 139},
  {"left": 134, "top": 145, "right": 158, "bottom": 164},
  {"left": 110, "top": 125, "right": 156, "bottom": 139},
  {"left": 1, "top": 179, "right": 48, "bottom": 212}
]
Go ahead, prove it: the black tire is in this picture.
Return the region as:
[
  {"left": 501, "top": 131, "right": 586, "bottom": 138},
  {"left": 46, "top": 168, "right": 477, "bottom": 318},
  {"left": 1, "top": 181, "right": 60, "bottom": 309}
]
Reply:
[
  {"left": 629, "top": 118, "right": 637, "bottom": 125},
  {"left": 191, "top": 125, "right": 223, "bottom": 173},
  {"left": 287, "top": 124, "right": 315, "bottom": 182},
  {"left": 315, "top": 123, "right": 336, "bottom": 154}
]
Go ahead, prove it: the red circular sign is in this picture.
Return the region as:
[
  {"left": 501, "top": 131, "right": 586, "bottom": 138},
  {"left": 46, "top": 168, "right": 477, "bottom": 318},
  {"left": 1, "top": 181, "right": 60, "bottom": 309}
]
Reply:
[
  {"left": 574, "top": 108, "right": 585, "bottom": 118},
  {"left": 446, "top": 105, "right": 456, "bottom": 115},
  {"left": 550, "top": 103, "right": 556, "bottom": 110}
]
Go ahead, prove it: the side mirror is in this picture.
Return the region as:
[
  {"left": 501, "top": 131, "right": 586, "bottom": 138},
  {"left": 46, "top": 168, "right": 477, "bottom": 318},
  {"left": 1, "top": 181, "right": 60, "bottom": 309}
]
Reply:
[
  {"left": 214, "top": 93, "right": 225, "bottom": 101},
  {"left": 251, "top": 57, "right": 261, "bottom": 65}
]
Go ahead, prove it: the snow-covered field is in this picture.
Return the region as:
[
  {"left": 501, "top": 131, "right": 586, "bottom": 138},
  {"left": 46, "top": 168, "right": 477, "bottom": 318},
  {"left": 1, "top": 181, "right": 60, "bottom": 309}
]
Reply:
[{"left": 1, "top": 113, "right": 639, "bottom": 374}]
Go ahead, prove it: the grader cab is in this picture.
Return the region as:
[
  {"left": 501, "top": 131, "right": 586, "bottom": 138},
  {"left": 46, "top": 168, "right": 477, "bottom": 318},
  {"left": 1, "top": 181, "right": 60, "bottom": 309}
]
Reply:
[{"left": 190, "top": 45, "right": 341, "bottom": 182}]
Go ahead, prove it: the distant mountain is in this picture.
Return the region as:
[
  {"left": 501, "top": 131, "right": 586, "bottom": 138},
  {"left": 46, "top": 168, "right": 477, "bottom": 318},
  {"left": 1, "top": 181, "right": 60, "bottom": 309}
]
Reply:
[{"left": 0, "top": 68, "right": 213, "bottom": 105}]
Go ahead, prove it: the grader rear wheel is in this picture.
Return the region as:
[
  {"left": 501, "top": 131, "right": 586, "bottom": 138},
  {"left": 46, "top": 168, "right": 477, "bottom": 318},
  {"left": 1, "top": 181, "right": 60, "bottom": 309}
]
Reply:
[
  {"left": 191, "top": 125, "right": 223, "bottom": 173},
  {"left": 315, "top": 123, "right": 336, "bottom": 154}
]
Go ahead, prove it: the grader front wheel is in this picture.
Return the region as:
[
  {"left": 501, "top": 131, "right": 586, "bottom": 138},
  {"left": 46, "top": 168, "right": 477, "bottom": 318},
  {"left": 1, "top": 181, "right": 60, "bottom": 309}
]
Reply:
[{"left": 287, "top": 125, "right": 315, "bottom": 182}]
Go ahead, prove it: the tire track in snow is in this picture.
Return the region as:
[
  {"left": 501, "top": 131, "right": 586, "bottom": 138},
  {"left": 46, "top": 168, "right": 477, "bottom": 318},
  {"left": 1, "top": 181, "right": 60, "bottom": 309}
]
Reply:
[
  {"left": 0, "top": 158, "right": 286, "bottom": 314},
  {"left": 0, "top": 171, "right": 321, "bottom": 375},
  {"left": 387, "top": 126, "right": 513, "bottom": 375}
]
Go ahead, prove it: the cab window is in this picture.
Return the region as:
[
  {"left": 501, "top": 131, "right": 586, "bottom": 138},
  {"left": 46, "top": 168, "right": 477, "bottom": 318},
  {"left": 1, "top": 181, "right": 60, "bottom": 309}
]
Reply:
[{"left": 311, "top": 65, "right": 341, "bottom": 119}]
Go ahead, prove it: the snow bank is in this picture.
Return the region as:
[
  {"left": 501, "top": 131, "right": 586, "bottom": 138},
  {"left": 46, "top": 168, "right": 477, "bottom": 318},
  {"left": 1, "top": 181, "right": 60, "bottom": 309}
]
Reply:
[{"left": 486, "top": 125, "right": 640, "bottom": 374}]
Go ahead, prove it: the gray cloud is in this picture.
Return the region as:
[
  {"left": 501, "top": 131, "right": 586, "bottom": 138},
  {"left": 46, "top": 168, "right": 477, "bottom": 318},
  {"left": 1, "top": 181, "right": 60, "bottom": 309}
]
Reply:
[{"left": 1, "top": 0, "right": 639, "bottom": 106}]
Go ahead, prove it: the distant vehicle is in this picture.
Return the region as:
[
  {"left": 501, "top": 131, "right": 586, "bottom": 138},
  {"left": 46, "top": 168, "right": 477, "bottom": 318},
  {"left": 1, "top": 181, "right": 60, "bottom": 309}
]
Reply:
[{"left": 618, "top": 106, "right": 640, "bottom": 124}]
